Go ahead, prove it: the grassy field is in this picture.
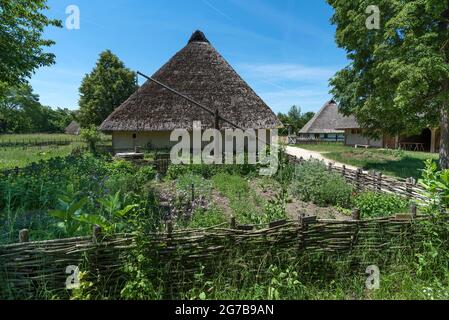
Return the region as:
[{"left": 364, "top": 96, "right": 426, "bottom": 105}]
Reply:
[
  {"left": 0, "top": 133, "right": 82, "bottom": 143},
  {"left": 295, "top": 143, "right": 438, "bottom": 179},
  {"left": 0, "top": 143, "right": 86, "bottom": 170},
  {"left": 0, "top": 134, "right": 114, "bottom": 170}
]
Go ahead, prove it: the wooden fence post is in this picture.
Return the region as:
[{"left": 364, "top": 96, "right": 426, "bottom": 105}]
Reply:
[
  {"left": 92, "top": 225, "right": 102, "bottom": 244},
  {"left": 405, "top": 177, "right": 415, "bottom": 199},
  {"left": 19, "top": 229, "right": 29, "bottom": 243},
  {"left": 410, "top": 204, "right": 417, "bottom": 218},
  {"left": 352, "top": 208, "right": 361, "bottom": 221},
  {"left": 191, "top": 184, "right": 195, "bottom": 203},
  {"left": 342, "top": 165, "right": 346, "bottom": 177},
  {"left": 230, "top": 216, "right": 236, "bottom": 229},
  {"left": 377, "top": 172, "right": 382, "bottom": 192},
  {"left": 371, "top": 171, "right": 376, "bottom": 190},
  {"left": 298, "top": 212, "right": 306, "bottom": 251},
  {"left": 166, "top": 220, "right": 173, "bottom": 239},
  {"left": 356, "top": 168, "right": 362, "bottom": 191}
]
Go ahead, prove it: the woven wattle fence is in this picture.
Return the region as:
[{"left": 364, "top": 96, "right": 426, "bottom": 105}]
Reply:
[
  {"left": 0, "top": 212, "right": 424, "bottom": 299},
  {"left": 286, "top": 154, "right": 427, "bottom": 202}
]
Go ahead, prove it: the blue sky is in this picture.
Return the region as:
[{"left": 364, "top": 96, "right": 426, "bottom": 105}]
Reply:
[{"left": 30, "top": 0, "right": 348, "bottom": 114}]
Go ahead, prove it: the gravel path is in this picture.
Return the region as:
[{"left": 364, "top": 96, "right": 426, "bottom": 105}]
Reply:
[{"left": 285, "top": 146, "right": 359, "bottom": 171}]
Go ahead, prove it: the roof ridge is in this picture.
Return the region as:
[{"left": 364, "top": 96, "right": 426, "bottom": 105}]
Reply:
[
  {"left": 299, "top": 100, "right": 334, "bottom": 134},
  {"left": 99, "top": 31, "right": 281, "bottom": 132},
  {"left": 188, "top": 30, "right": 210, "bottom": 44}
]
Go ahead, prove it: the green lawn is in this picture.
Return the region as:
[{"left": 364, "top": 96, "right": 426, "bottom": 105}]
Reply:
[
  {"left": 0, "top": 142, "right": 87, "bottom": 170},
  {"left": 0, "top": 134, "right": 114, "bottom": 170},
  {"left": 295, "top": 143, "right": 438, "bottom": 179},
  {"left": 0, "top": 133, "right": 82, "bottom": 143}
]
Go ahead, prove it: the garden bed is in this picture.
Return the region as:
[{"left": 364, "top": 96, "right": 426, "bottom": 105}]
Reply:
[
  {"left": 0, "top": 153, "right": 416, "bottom": 245},
  {"left": 1, "top": 152, "right": 448, "bottom": 300}
]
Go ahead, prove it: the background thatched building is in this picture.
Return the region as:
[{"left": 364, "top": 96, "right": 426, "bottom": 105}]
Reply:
[
  {"left": 100, "top": 30, "right": 281, "bottom": 152},
  {"left": 65, "top": 121, "right": 80, "bottom": 135},
  {"left": 298, "top": 100, "right": 344, "bottom": 142},
  {"left": 336, "top": 117, "right": 440, "bottom": 152}
]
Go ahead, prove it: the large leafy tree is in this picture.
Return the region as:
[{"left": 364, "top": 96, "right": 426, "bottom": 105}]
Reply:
[
  {"left": 0, "top": 0, "right": 62, "bottom": 96},
  {"left": 277, "top": 105, "right": 315, "bottom": 135},
  {"left": 78, "top": 50, "right": 137, "bottom": 127},
  {"left": 0, "top": 84, "right": 73, "bottom": 133},
  {"left": 327, "top": 0, "right": 449, "bottom": 167}
]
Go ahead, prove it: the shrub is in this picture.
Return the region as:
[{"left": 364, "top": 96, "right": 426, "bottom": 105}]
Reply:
[
  {"left": 187, "top": 206, "right": 227, "bottom": 229},
  {"left": 135, "top": 166, "right": 156, "bottom": 184},
  {"left": 166, "top": 162, "right": 259, "bottom": 180},
  {"left": 80, "top": 125, "right": 101, "bottom": 154},
  {"left": 419, "top": 159, "right": 449, "bottom": 211},
  {"left": 353, "top": 191, "right": 409, "bottom": 218},
  {"left": 290, "top": 160, "right": 353, "bottom": 207}
]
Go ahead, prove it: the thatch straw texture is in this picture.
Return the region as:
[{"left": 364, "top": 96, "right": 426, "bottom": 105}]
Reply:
[{"left": 99, "top": 30, "right": 281, "bottom": 132}]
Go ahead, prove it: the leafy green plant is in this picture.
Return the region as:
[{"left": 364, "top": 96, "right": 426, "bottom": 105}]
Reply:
[
  {"left": 419, "top": 159, "right": 449, "bottom": 210},
  {"left": 267, "top": 265, "right": 304, "bottom": 300},
  {"left": 353, "top": 192, "right": 408, "bottom": 218},
  {"left": 264, "top": 194, "right": 287, "bottom": 223},
  {"left": 187, "top": 206, "right": 227, "bottom": 229},
  {"left": 96, "top": 191, "right": 138, "bottom": 232},
  {"left": 49, "top": 185, "right": 91, "bottom": 236},
  {"left": 80, "top": 125, "right": 101, "bottom": 154},
  {"left": 290, "top": 160, "right": 353, "bottom": 207}
]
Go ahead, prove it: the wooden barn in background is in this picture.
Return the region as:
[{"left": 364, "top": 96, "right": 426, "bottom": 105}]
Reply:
[{"left": 336, "top": 115, "right": 440, "bottom": 153}]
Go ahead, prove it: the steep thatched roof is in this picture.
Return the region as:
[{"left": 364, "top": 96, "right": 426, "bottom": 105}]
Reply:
[
  {"left": 299, "top": 100, "right": 345, "bottom": 134},
  {"left": 100, "top": 30, "right": 281, "bottom": 132},
  {"left": 334, "top": 114, "right": 360, "bottom": 129},
  {"left": 65, "top": 120, "right": 80, "bottom": 135}
]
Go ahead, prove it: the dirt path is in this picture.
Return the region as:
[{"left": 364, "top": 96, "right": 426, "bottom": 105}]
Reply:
[{"left": 285, "top": 146, "right": 359, "bottom": 171}]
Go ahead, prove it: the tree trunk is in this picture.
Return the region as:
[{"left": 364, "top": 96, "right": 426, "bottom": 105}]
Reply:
[
  {"left": 439, "top": 5, "right": 449, "bottom": 169},
  {"left": 439, "top": 79, "right": 449, "bottom": 170},
  {"left": 440, "top": 107, "right": 449, "bottom": 169}
]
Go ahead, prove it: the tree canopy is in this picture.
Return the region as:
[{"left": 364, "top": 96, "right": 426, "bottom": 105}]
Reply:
[
  {"left": 78, "top": 50, "right": 137, "bottom": 127},
  {"left": 0, "top": 84, "right": 74, "bottom": 133},
  {"left": 0, "top": 0, "right": 62, "bottom": 96},
  {"left": 277, "top": 105, "right": 315, "bottom": 135},
  {"left": 327, "top": 0, "right": 449, "bottom": 167}
]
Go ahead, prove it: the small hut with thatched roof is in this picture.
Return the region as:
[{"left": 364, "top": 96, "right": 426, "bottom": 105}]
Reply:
[
  {"left": 99, "top": 30, "right": 281, "bottom": 152},
  {"left": 65, "top": 120, "right": 80, "bottom": 135},
  {"left": 298, "top": 100, "right": 344, "bottom": 142}
]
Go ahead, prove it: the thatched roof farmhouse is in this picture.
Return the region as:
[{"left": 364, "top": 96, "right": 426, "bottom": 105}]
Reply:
[
  {"left": 65, "top": 120, "right": 80, "bottom": 135},
  {"left": 100, "top": 30, "right": 281, "bottom": 152},
  {"left": 298, "top": 100, "right": 344, "bottom": 141}
]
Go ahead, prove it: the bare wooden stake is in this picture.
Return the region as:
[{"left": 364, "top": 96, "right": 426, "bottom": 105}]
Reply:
[
  {"left": 230, "top": 216, "right": 236, "bottom": 229},
  {"left": 406, "top": 178, "right": 412, "bottom": 199},
  {"left": 352, "top": 208, "right": 361, "bottom": 221},
  {"left": 377, "top": 172, "right": 382, "bottom": 191},
  {"left": 410, "top": 204, "right": 417, "bottom": 218},
  {"left": 166, "top": 220, "right": 173, "bottom": 238},
  {"left": 19, "top": 229, "right": 29, "bottom": 243},
  {"left": 92, "top": 225, "right": 102, "bottom": 243},
  {"left": 356, "top": 169, "right": 362, "bottom": 191}
]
